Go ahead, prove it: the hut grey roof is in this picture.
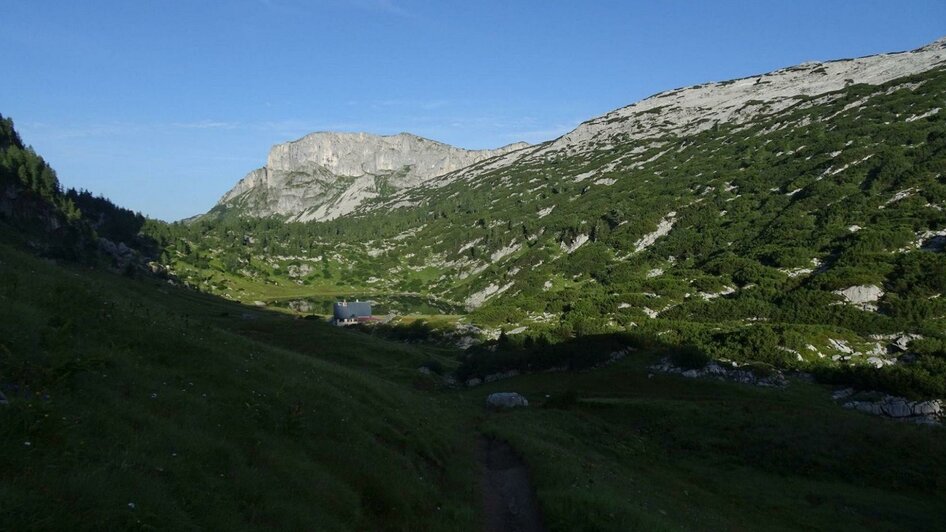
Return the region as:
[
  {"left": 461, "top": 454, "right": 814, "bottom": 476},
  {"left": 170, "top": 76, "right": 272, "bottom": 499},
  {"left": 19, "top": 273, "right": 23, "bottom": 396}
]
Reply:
[{"left": 333, "top": 301, "right": 371, "bottom": 319}]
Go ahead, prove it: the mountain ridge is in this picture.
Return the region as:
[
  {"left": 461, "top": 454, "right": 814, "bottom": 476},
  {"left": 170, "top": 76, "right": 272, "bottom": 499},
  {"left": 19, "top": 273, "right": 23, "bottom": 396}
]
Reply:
[
  {"left": 165, "top": 36, "right": 946, "bottom": 384},
  {"left": 214, "top": 131, "right": 529, "bottom": 222}
]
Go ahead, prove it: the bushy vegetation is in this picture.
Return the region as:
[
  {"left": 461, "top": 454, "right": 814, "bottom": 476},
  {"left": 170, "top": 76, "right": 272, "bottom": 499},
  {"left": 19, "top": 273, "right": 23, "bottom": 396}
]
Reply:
[
  {"left": 3, "top": 91, "right": 946, "bottom": 528},
  {"left": 0, "top": 113, "right": 155, "bottom": 262},
  {"left": 144, "top": 68, "right": 946, "bottom": 399},
  {"left": 457, "top": 333, "right": 632, "bottom": 381}
]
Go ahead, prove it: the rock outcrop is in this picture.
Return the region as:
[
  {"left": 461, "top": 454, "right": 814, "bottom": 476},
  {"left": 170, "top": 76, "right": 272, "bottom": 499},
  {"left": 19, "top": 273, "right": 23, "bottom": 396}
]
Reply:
[
  {"left": 834, "top": 284, "right": 884, "bottom": 311},
  {"left": 834, "top": 388, "right": 943, "bottom": 425},
  {"left": 486, "top": 392, "right": 529, "bottom": 409},
  {"left": 651, "top": 358, "right": 788, "bottom": 387},
  {"left": 214, "top": 132, "right": 528, "bottom": 222}
]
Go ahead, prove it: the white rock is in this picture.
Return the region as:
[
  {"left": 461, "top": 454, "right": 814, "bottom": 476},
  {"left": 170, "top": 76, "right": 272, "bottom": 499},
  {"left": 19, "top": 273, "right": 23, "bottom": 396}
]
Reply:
[
  {"left": 465, "top": 281, "right": 514, "bottom": 310},
  {"left": 913, "top": 400, "right": 941, "bottom": 416},
  {"left": 216, "top": 132, "right": 528, "bottom": 222},
  {"left": 634, "top": 212, "right": 677, "bottom": 252},
  {"left": 834, "top": 285, "right": 884, "bottom": 307},
  {"left": 537, "top": 38, "right": 946, "bottom": 158},
  {"left": 892, "top": 333, "right": 923, "bottom": 351},
  {"left": 560, "top": 234, "right": 589, "bottom": 254}
]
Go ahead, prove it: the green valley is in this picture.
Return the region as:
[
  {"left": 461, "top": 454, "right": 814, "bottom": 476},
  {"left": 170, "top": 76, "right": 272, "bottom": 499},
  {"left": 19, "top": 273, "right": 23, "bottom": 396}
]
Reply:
[{"left": 2, "top": 33, "right": 946, "bottom": 532}]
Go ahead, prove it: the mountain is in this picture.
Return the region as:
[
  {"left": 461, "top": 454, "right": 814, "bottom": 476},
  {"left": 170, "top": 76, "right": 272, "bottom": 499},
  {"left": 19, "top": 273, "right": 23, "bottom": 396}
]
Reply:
[
  {"left": 212, "top": 131, "right": 529, "bottom": 222},
  {"left": 375, "top": 36, "right": 946, "bottom": 199},
  {"left": 5, "top": 41, "right": 946, "bottom": 531},
  {"left": 167, "top": 37, "right": 946, "bottom": 388}
]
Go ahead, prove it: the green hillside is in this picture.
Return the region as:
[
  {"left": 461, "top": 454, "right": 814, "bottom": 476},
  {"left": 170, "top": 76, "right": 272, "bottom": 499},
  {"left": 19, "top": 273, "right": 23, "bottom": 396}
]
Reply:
[
  {"left": 3, "top": 49, "right": 946, "bottom": 531},
  {"left": 163, "top": 67, "right": 946, "bottom": 396},
  {"left": 2, "top": 224, "right": 946, "bottom": 530}
]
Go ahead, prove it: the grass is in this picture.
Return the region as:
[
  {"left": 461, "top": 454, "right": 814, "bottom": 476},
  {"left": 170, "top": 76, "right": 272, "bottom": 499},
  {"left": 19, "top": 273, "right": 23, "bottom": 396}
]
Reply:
[
  {"left": 0, "top": 240, "right": 478, "bottom": 530},
  {"left": 2, "top": 236, "right": 945, "bottom": 530},
  {"left": 475, "top": 358, "right": 946, "bottom": 530}
]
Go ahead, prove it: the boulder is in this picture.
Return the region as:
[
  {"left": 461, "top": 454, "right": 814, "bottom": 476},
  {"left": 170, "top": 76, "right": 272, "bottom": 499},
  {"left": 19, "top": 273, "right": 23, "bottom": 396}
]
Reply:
[
  {"left": 834, "top": 284, "right": 884, "bottom": 306},
  {"left": 832, "top": 388, "right": 855, "bottom": 400},
  {"left": 881, "top": 398, "right": 913, "bottom": 418},
  {"left": 847, "top": 401, "right": 883, "bottom": 415},
  {"left": 891, "top": 334, "right": 922, "bottom": 352},
  {"left": 704, "top": 363, "right": 726, "bottom": 375},
  {"left": 913, "top": 400, "right": 941, "bottom": 416},
  {"left": 486, "top": 392, "right": 529, "bottom": 410}
]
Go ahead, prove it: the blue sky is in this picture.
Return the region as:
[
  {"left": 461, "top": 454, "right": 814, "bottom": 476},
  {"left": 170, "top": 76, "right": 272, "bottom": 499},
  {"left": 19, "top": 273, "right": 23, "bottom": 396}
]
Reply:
[{"left": 2, "top": 1, "right": 944, "bottom": 221}]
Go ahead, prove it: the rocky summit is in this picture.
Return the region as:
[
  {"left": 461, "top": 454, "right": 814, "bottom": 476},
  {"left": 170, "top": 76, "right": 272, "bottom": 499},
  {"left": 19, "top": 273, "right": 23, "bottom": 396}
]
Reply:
[{"left": 213, "top": 131, "right": 528, "bottom": 222}]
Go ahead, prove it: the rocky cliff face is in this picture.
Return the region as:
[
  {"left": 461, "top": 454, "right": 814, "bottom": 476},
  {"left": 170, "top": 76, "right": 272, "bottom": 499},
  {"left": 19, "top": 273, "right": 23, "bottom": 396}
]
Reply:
[{"left": 215, "top": 132, "right": 528, "bottom": 222}]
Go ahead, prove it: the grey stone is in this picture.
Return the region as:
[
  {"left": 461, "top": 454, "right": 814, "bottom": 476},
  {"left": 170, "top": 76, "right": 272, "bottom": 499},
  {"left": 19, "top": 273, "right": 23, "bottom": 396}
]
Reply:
[
  {"left": 891, "top": 334, "right": 922, "bottom": 352},
  {"left": 881, "top": 399, "right": 913, "bottom": 418},
  {"left": 486, "top": 392, "right": 529, "bottom": 409},
  {"left": 215, "top": 132, "right": 530, "bottom": 222},
  {"left": 913, "top": 400, "right": 941, "bottom": 416}
]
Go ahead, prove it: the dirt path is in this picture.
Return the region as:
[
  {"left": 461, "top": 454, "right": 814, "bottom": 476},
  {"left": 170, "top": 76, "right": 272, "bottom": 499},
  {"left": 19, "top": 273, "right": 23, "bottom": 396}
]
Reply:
[{"left": 477, "top": 436, "right": 547, "bottom": 532}]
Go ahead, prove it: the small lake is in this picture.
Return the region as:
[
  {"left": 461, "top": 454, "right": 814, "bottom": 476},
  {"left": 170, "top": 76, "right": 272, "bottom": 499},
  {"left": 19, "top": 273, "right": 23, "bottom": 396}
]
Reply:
[{"left": 270, "top": 293, "right": 463, "bottom": 316}]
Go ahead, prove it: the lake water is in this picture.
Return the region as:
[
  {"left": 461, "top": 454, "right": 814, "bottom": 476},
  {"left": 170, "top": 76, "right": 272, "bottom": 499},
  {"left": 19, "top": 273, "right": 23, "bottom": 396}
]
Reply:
[{"left": 271, "top": 294, "right": 463, "bottom": 316}]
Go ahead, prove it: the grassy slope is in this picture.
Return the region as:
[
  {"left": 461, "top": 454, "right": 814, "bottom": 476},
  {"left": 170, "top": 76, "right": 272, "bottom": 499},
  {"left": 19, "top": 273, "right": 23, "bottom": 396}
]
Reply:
[
  {"left": 479, "top": 360, "right": 946, "bottom": 530},
  {"left": 2, "top": 235, "right": 945, "bottom": 530},
  {"left": 0, "top": 236, "right": 477, "bottom": 531}
]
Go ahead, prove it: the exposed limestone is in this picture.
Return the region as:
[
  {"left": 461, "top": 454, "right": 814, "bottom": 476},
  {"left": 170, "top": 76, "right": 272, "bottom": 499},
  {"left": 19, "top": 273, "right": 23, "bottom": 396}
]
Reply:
[
  {"left": 634, "top": 212, "right": 676, "bottom": 252},
  {"left": 834, "top": 284, "right": 884, "bottom": 311},
  {"left": 841, "top": 394, "right": 942, "bottom": 425},
  {"left": 465, "top": 281, "right": 514, "bottom": 310},
  {"left": 538, "top": 38, "right": 946, "bottom": 157},
  {"left": 651, "top": 359, "right": 788, "bottom": 387},
  {"left": 490, "top": 242, "right": 521, "bottom": 263},
  {"left": 560, "top": 234, "right": 589, "bottom": 254},
  {"left": 216, "top": 132, "right": 528, "bottom": 222}
]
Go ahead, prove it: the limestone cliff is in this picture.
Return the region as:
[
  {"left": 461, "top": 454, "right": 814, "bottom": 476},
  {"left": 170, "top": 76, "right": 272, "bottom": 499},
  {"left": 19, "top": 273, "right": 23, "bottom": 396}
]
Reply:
[{"left": 215, "top": 132, "right": 528, "bottom": 222}]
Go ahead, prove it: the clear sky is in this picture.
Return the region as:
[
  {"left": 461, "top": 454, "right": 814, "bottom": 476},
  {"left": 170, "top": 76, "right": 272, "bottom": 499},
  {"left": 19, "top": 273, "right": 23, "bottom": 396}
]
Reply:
[{"left": 2, "top": 1, "right": 944, "bottom": 221}]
